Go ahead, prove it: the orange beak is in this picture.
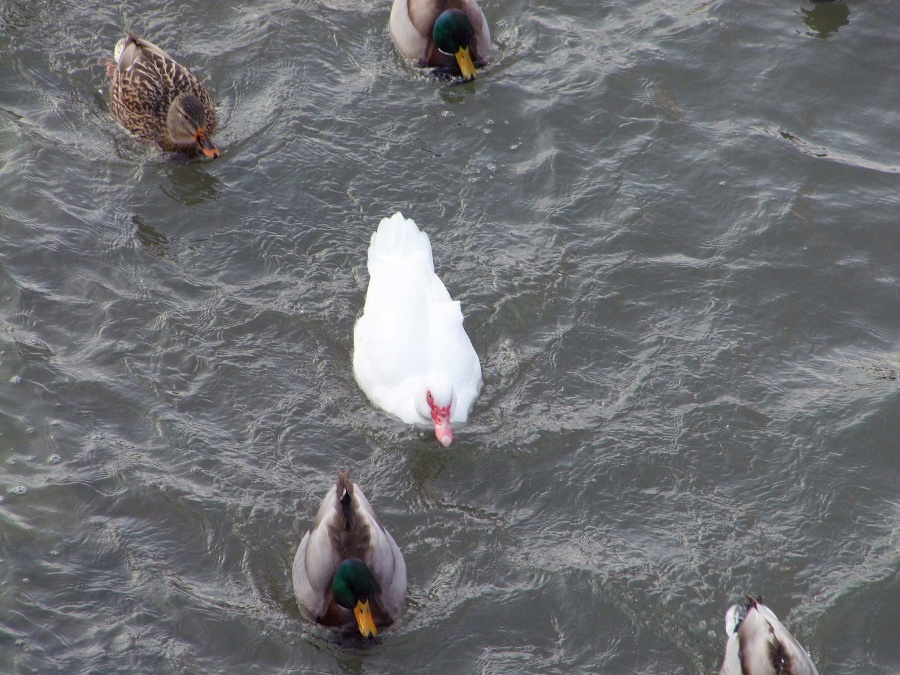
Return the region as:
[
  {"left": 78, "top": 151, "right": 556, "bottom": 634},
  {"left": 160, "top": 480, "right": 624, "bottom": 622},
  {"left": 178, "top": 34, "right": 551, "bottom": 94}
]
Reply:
[
  {"left": 353, "top": 599, "right": 378, "bottom": 638},
  {"left": 195, "top": 129, "right": 219, "bottom": 159}
]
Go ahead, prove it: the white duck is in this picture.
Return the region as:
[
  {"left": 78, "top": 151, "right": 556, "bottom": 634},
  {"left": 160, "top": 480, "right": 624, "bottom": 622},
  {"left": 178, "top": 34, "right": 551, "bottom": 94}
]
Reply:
[
  {"left": 353, "top": 212, "right": 483, "bottom": 446},
  {"left": 720, "top": 596, "right": 820, "bottom": 675},
  {"left": 292, "top": 470, "right": 406, "bottom": 637}
]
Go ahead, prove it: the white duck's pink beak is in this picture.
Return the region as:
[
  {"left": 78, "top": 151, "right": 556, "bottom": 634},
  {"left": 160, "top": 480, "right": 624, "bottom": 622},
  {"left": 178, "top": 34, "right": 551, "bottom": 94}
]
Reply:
[
  {"left": 434, "top": 415, "right": 453, "bottom": 447},
  {"left": 428, "top": 395, "right": 453, "bottom": 446}
]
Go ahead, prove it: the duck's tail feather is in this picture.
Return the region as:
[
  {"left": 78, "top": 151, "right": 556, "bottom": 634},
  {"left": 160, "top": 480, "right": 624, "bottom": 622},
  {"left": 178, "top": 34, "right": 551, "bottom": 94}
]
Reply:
[
  {"left": 367, "top": 212, "right": 434, "bottom": 275},
  {"left": 336, "top": 469, "right": 354, "bottom": 529}
]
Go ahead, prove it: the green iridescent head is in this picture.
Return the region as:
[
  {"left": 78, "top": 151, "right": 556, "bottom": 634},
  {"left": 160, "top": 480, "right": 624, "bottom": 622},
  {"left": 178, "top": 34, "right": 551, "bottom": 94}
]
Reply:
[
  {"left": 332, "top": 558, "right": 378, "bottom": 637},
  {"left": 433, "top": 9, "right": 475, "bottom": 55},
  {"left": 433, "top": 9, "right": 478, "bottom": 80}
]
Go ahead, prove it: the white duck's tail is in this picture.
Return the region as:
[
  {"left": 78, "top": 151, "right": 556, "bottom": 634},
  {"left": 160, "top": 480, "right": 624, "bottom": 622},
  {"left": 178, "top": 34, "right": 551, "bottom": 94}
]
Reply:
[{"left": 367, "top": 212, "right": 434, "bottom": 276}]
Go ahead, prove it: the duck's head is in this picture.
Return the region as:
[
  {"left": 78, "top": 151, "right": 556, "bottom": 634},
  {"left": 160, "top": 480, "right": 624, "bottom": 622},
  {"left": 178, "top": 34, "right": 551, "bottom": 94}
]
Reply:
[
  {"left": 416, "top": 374, "right": 455, "bottom": 446},
  {"left": 167, "top": 93, "right": 219, "bottom": 158},
  {"left": 433, "top": 9, "right": 478, "bottom": 81},
  {"left": 332, "top": 558, "right": 379, "bottom": 638}
]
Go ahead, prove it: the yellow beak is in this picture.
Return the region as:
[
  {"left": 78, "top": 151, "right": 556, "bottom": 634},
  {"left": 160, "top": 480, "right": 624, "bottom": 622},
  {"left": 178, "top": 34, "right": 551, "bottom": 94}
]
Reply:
[
  {"left": 455, "top": 45, "right": 477, "bottom": 81},
  {"left": 353, "top": 599, "right": 378, "bottom": 638}
]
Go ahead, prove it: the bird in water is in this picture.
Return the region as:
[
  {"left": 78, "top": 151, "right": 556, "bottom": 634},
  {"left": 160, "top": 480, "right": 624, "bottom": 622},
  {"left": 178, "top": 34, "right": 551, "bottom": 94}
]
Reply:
[
  {"left": 720, "top": 595, "right": 820, "bottom": 675},
  {"left": 292, "top": 471, "right": 406, "bottom": 637},
  {"left": 107, "top": 31, "right": 219, "bottom": 158},
  {"left": 353, "top": 212, "right": 483, "bottom": 446},
  {"left": 389, "top": 0, "right": 491, "bottom": 80}
]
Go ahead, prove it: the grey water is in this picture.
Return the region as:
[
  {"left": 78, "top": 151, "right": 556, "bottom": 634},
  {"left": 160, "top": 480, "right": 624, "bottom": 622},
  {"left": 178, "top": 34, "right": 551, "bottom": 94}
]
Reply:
[{"left": 1, "top": 1, "right": 898, "bottom": 673}]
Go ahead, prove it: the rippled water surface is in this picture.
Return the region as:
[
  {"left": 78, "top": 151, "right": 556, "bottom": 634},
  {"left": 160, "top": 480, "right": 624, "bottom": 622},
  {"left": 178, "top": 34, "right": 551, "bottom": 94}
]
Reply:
[{"left": 2, "top": 1, "right": 899, "bottom": 673}]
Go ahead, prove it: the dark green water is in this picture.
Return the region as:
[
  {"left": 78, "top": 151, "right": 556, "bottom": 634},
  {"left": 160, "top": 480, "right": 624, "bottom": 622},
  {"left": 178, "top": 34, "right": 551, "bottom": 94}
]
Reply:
[{"left": 1, "top": 1, "right": 898, "bottom": 673}]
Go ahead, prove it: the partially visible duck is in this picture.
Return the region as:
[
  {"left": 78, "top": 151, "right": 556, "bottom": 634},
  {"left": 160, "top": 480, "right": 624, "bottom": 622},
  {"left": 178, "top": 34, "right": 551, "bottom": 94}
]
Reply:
[
  {"left": 353, "top": 212, "right": 483, "bottom": 446},
  {"left": 108, "top": 31, "right": 219, "bottom": 157},
  {"left": 292, "top": 471, "right": 406, "bottom": 637},
  {"left": 389, "top": 0, "right": 491, "bottom": 80},
  {"left": 720, "top": 595, "right": 820, "bottom": 675}
]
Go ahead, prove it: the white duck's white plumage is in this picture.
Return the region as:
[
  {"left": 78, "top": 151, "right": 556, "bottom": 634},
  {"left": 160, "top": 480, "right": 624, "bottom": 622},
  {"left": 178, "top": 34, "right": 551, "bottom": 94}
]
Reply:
[
  {"left": 353, "top": 212, "right": 482, "bottom": 446},
  {"left": 720, "top": 596, "right": 820, "bottom": 675},
  {"left": 292, "top": 471, "right": 406, "bottom": 635}
]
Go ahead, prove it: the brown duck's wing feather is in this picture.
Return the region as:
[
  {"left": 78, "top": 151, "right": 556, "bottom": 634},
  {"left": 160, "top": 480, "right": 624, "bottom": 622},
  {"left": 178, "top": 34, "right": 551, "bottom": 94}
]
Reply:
[
  {"left": 141, "top": 47, "right": 212, "bottom": 111},
  {"left": 151, "top": 50, "right": 217, "bottom": 132},
  {"left": 123, "top": 32, "right": 176, "bottom": 64},
  {"left": 111, "top": 36, "right": 216, "bottom": 133},
  {"left": 110, "top": 63, "right": 168, "bottom": 140},
  {"left": 168, "top": 62, "right": 216, "bottom": 131},
  {"left": 112, "top": 58, "right": 167, "bottom": 114}
]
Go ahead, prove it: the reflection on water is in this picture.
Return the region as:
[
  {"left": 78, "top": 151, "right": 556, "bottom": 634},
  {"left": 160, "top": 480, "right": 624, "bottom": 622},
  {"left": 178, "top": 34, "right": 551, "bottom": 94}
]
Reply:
[
  {"left": 0, "top": 0, "right": 38, "bottom": 32},
  {"left": 12, "top": 338, "right": 53, "bottom": 364},
  {"left": 133, "top": 215, "right": 170, "bottom": 259},
  {"left": 159, "top": 162, "right": 221, "bottom": 205},
  {"left": 801, "top": 0, "right": 850, "bottom": 39}
]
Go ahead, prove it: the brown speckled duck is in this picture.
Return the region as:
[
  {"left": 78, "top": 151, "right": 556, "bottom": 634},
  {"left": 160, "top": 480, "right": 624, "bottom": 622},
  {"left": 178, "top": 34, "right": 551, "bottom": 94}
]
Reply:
[{"left": 108, "top": 32, "right": 219, "bottom": 158}]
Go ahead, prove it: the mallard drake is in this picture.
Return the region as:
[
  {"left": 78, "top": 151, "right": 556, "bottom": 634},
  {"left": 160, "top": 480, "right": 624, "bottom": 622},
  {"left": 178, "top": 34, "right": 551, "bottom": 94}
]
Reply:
[
  {"left": 720, "top": 596, "right": 820, "bottom": 675},
  {"left": 389, "top": 0, "right": 491, "bottom": 80},
  {"left": 108, "top": 31, "right": 219, "bottom": 158},
  {"left": 292, "top": 471, "right": 406, "bottom": 637},
  {"left": 353, "top": 213, "right": 483, "bottom": 446}
]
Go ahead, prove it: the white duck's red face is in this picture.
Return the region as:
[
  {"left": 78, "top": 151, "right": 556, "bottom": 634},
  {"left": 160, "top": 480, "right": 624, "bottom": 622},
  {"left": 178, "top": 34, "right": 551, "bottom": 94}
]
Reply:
[{"left": 426, "top": 391, "right": 453, "bottom": 447}]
